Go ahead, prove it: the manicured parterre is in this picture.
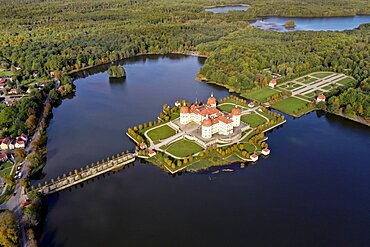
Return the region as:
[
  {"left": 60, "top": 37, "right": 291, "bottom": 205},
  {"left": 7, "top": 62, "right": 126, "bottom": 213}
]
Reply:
[
  {"left": 147, "top": 125, "right": 176, "bottom": 142},
  {"left": 165, "top": 139, "right": 203, "bottom": 157}
]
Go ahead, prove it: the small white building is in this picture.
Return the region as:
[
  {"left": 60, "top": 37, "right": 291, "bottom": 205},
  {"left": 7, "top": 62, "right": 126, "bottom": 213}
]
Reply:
[
  {"left": 139, "top": 142, "right": 147, "bottom": 150},
  {"left": 15, "top": 139, "right": 25, "bottom": 149},
  {"left": 20, "top": 134, "right": 28, "bottom": 142},
  {"left": 250, "top": 153, "right": 258, "bottom": 162},
  {"left": 148, "top": 150, "right": 156, "bottom": 157},
  {"left": 269, "top": 79, "right": 277, "bottom": 88},
  {"left": 262, "top": 148, "right": 270, "bottom": 156},
  {"left": 316, "top": 94, "right": 326, "bottom": 103},
  {"left": 175, "top": 101, "right": 181, "bottom": 107}
]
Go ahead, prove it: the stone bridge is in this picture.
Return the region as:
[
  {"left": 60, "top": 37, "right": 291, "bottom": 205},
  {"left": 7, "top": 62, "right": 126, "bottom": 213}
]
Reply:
[{"left": 31, "top": 152, "right": 136, "bottom": 195}]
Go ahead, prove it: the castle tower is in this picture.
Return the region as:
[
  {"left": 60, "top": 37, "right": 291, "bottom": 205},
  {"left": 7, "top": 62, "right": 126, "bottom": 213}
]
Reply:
[{"left": 231, "top": 107, "right": 241, "bottom": 127}]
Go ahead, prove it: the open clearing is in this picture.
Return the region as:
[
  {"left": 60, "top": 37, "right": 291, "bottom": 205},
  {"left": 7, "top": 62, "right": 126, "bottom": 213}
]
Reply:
[
  {"left": 242, "top": 87, "right": 279, "bottom": 101},
  {"left": 147, "top": 125, "right": 176, "bottom": 141},
  {"left": 165, "top": 139, "right": 203, "bottom": 157},
  {"left": 272, "top": 97, "right": 309, "bottom": 115},
  {"left": 241, "top": 112, "right": 267, "bottom": 128}
]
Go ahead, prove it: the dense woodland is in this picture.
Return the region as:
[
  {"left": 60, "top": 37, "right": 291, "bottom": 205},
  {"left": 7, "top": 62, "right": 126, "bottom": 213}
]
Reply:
[{"left": 0, "top": 0, "right": 369, "bottom": 128}]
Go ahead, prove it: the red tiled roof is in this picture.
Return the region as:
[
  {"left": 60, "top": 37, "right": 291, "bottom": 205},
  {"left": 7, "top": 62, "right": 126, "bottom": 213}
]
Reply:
[
  {"left": 180, "top": 106, "right": 189, "bottom": 113},
  {"left": 231, "top": 107, "right": 241, "bottom": 116},
  {"left": 202, "top": 118, "right": 212, "bottom": 127},
  {"left": 207, "top": 97, "right": 216, "bottom": 105},
  {"left": 148, "top": 150, "right": 156, "bottom": 154},
  {"left": 2, "top": 138, "right": 10, "bottom": 144},
  {"left": 0, "top": 153, "right": 7, "bottom": 159},
  {"left": 251, "top": 153, "right": 258, "bottom": 158},
  {"left": 317, "top": 94, "right": 326, "bottom": 100},
  {"left": 0, "top": 78, "right": 6, "bottom": 83},
  {"left": 270, "top": 79, "right": 277, "bottom": 84}
]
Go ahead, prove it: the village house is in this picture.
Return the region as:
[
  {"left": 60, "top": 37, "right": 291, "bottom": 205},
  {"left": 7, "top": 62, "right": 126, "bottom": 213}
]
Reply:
[
  {"left": 0, "top": 138, "right": 10, "bottom": 150},
  {"left": 175, "top": 101, "right": 181, "bottom": 107},
  {"left": 180, "top": 94, "right": 241, "bottom": 139},
  {"left": 269, "top": 79, "right": 277, "bottom": 88},
  {"left": 15, "top": 139, "right": 25, "bottom": 149},
  {"left": 250, "top": 153, "right": 258, "bottom": 162},
  {"left": 9, "top": 88, "right": 17, "bottom": 94},
  {"left": 20, "top": 133, "right": 28, "bottom": 142},
  {"left": 57, "top": 87, "right": 65, "bottom": 93},
  {"left": 4, "top": 100, "right": 16, "bottom": 106},
  {"left": 8, "top": 140, "right": 15, "bottom": 150},
  {"left": 0, "top": 153, "right": 8, "bottom": 162},
  {"left": 248, "top": 102, "right": 255, "bottom": 108},
  {"left": 0, "top": 78, "right": 6, "bottom": 84},
  {"left": 148, "top": 150, "right": 156, "bottom": 157},
  {"left": 316, "top": 94, "right": 326, "bottom": 103},
  {"left": 262, "top": 148, "right": 270, "bottom": 156}
]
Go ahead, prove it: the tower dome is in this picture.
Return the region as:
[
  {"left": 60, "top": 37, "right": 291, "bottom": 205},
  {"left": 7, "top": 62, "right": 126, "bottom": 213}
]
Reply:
[
  {"left": 207, "top": 93, "right": 217, "bottom": 106},
  {"left": 231, "top": 107, "right": 241, "bottom": 116},
  {"left": 202, "top": 118, "right": 212, "bottom": 127},
  {"left": 180, "top": 106, "right": 189, "bottom": 114}
]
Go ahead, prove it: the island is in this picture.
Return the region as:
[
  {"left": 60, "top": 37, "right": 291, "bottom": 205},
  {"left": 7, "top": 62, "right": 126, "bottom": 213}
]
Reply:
[
  {"left": 108, "top": 65, "right": 126, "bottom": 78},
  {"left": 284, "top": 20, "right": 296, "bottom": 29},
  {"left": 127, "top": 94, "right": 285, "bottom": 173}
]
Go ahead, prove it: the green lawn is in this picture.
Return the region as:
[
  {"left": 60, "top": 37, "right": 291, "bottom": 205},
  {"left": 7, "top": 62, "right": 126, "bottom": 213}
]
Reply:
[
  {"left": 241, "top": 112, "right": 267, "bottom": 128},
  {"left": 242, "top": 87, "right": 280, "bottom": 102},
  {"left": 218, "top": 104, "right": 236, "bottom": 113},
  {"left": 272, "top": 97, "right": 309, "bottom": 115},
  {"left": 336, "top": 77, "right": 356, "bottom": 86},
  {"left": 0, "top": 161, "right": 14, "bottom": 178},
  {"left": 147, "top": 125, "right": 176, "bottom": 141},
  {"left": 310, "top": 72, "right": 335, "bottom": 78},
  {"left": 0, "top": 71, "right": 14, "bottom": 77},
  {"left": 322, "top": 85, "right": 333, "bottom": 90},
  {"left": 166, "top": 139, "right": 203, "bottom": 157},
  {"left": 296, "top": 77, "right": 317, "bottom": 84},
  {"left": 295, "top": 94, "right": 312, "bottom": 101}
]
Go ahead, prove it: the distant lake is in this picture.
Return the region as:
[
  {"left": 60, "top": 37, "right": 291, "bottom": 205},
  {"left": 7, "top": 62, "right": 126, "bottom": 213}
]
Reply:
[
  {"left": 252, "top": 16, "right": 370, "bottom": 31},
  {"left": 205, "top": 5, "right": 249, "bottom": 13}
]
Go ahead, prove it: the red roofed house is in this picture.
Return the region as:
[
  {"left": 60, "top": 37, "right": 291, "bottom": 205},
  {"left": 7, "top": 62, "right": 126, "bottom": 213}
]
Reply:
[
  {"left": 148, "top": 150, "right": 156, "bottom": 157},
  {"left": 248, "top": 102, "right": 255, "bottom": 108},
  {"left": 269, "top": 79, "right": 277, "bottom": 88},
  {"left": 262, "top": 148, "right": 270, "bottom": 156},
  {"left": 15, "top": 139, "right": 25, "bottom": 149},
  {"left": 139, "top": 142, "right": 147, "bottom": 150},
  {"left": 9, "top": 88, "right": 17, "bottom": 94},
  {"left": 0, "top": 153, "right": 8, "bottom": 162},
  {"left": 0, "top": 138, "right": 10, "bottom": 150},
  {"left": 0, "top": 78, "right": 6, "bottom": 84},
  {"left": 250, "top": 153, "right": 258, "bottom": 162},
  {"left": 20, "top": 134, "right": 28, "bottom": 142},
  {"left": 5, "top": 101, "right": 16, "bottom": 106},
  {"left": 175, "top": 101, "right": 181, "bottom": 107},
  {"left": 316, "top": 94, "right": 326, "bottom": 103},
  {"left": 57, "top": 87, "right": 65, "bottom": 93}
]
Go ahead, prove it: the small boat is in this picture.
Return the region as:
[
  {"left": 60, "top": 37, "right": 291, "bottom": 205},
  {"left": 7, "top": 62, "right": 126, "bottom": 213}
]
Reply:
[
  {"left": 240, "top": 163, "right": 245, "bottom": 168},
  {"left": 222, "top": 169, "right": 234, "bottom": 172},
  {"left": 211, "top": 170, "right": 220, "bottom": 174}
]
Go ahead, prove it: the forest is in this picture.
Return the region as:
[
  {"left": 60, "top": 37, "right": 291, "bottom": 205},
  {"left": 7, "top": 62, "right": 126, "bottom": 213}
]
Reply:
[{"left": 0, "top": 0, "right": 369, "bottom": 122}]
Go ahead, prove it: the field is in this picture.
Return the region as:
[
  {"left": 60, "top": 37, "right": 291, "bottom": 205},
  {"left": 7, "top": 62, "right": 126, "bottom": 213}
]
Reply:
[
  {"left": 165, "top": 139, "right": 203, "bottom": 157},
  {"left": 0, "top": 71, "right": 13, "bottom": 77},
  {"left": 242, "top": 87, "right": 279, "bottom": 101},
  {"left": 272, "top": 97, "right": 310, "bottom": 116},
  {"left": 336, "top": 77, "right": 356, "bottom": 86},
  {"left": 241, "top": 112, "right": 267, "bottom": 128},
  {"left": 218, "top": 104, "right": 237, "bottom": 113},
  {"left": 310, "top": 72, "right": 335, "bottom": 78},
  {"left": 147, "top": 125, "right": 176, "bottom": 142},
  {"left": 296, "top": 77, "right": 317, "bottom": 84},
  {"left": 0, "top": 161, "right": 14, "bottom": 178}
]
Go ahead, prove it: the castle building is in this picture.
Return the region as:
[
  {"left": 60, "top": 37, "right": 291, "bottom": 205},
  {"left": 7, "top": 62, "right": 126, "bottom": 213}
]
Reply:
[{"left": 180, "top": 94, "right": 241, "bottom": 139}]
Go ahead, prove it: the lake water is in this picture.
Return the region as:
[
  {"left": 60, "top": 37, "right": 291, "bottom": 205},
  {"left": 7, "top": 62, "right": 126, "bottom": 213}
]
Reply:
[
  {"left": 39, "top": 55, "right": 370, "bottom": 247},
  {"left": 252, "top": 16, "right": 370, "bottom": 31},
  {"left": 205, "top": 5, "right": 249, "bottom": 13}
]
